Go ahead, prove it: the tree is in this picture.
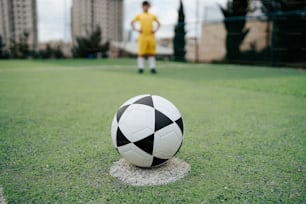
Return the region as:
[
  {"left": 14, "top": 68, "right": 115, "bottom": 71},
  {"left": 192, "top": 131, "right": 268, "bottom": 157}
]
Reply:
[
  {"left": 9, "top": 32, "right": 30, "bottom": 59},
  {"left": 220, "top": 0, "right": 249, "bottom": 62},
  {"left": 72, "top": 27, "right": 109, "bottom": 58},
  {"left": 38, "top": 44, "right": 65, "bottom": 59},
  {"left": 260, "top": 0, "right": 306, "bottom": 63},
  {"left": 173, "top": 0, "right": 186, "bottom": 62},
  {"left": 19, "top": 32, "right": 30, "bottom": 58},
  {"left": 0, "top": 35, "right": 8, "bottom": 59},
  {"left": 54, "top": 45, "right": 64, "bottom": 59},
  {"left": 9, "top": 38, "right": 19, "bottom": 58},
  {"left": 39, "top": 44, "right": 53, "bottom": 59}
]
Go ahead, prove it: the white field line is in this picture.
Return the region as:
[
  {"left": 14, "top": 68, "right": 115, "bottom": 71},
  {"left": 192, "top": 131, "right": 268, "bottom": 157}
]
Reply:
[
  {"left": 0, "top": 62, "right": 204, "bottom": 73},
  {"left": 0, "top": 65, "right": 136, "bottom": 72},
  {"left": 0, "top": 187, "right": 6, "bottom": 204}
]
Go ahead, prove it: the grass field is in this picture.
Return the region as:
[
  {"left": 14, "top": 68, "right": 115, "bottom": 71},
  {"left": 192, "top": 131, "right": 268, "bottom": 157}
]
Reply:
[{"left": 0, "top": 59, "right": 305, "bottom": 203}]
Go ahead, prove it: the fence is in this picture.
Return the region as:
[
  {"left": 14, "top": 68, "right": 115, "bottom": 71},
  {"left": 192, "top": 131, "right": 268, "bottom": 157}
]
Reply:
[
  {"left": 198, "top": 8, "right": 306, "bottom": 66},
  {"left": 121, "top": 7, "right": 306, "bottom": 66}
]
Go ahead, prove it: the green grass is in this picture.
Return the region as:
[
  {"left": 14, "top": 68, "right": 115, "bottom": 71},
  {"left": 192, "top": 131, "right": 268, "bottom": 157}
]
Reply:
[{"left": 0, "top": 59, "right": 305, "bottom": 203}]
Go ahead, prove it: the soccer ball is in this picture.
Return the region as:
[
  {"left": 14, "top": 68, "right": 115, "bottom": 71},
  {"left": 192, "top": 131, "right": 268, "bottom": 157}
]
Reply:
[{"left": 111, "top": 94, "right": 184, "bottom": 168}]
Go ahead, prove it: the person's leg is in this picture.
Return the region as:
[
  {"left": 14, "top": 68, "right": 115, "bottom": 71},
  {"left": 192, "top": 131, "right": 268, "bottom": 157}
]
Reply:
[
  {"left": 137, "top": 56, "right": 145, "bottom": 73},
  {"left": 148, "top": 55, "right": 156, "bottom": 73},
  {"left": 148, "top": 37, "right": 157, "bottom": 74},
  {"left": 137, "top": 36, "right": 145, "bottom": 73}
]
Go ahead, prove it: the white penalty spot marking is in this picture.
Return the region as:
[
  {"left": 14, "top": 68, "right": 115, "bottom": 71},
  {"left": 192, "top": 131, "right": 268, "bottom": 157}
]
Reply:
[{"left": 0, "top": 187, "right": 6, "bottom": 204}]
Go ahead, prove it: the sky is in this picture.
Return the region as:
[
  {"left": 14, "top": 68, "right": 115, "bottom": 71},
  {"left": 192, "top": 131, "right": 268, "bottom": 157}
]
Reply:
[{"left": 38, "top": 0, "right": 227, "bottom": 43}]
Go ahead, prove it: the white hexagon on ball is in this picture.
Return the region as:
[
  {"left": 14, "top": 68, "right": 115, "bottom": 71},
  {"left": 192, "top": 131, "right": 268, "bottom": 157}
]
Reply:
[{"left": 111, "top": 94, "right": 184, "bottom": 168}]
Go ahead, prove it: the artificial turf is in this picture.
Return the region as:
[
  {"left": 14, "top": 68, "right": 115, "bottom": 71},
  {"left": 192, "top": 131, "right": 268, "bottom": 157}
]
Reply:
[{"left": 0, "top": 59, "right": 305, "bottom": 203}]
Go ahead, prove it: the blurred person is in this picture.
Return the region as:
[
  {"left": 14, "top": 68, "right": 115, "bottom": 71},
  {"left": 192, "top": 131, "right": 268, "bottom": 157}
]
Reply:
[{"left": 131, "top": 1, "right": 160, "bottom": 74}]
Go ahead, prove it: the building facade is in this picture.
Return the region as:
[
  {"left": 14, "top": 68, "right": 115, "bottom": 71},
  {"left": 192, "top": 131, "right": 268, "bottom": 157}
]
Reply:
[
  {"left": 71, "top": 0, "right": 123, "bottom": 43},
  {"left": 0, "top": 0, "right": 37, "bottom": 49},
  {"left": 188, "top": 20, "right": 271, "bottom": 62}
]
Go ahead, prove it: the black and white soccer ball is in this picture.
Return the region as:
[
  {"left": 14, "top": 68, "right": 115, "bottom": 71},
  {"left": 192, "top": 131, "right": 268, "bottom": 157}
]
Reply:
[{"left": 111, "top": 94, "right": 184, "bottom": 168}]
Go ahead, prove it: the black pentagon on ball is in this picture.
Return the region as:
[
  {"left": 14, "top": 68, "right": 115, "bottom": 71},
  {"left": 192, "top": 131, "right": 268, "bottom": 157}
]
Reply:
[
  {"left": 134, "top": 95, "right": 154, "bottom": 107},
  {"left": 155, "top": 109, "right": 173, "bottom": 131},
  {"left": 134, "top": 134, "right": 154, "bottom": 155},
  {"left": 151, "top": 157, "right": 168, "bottom": 167},
  {"left": 116, "top": 105, "right": 129, "bottom": 122},
  {"left": 116, "top": 127, "right": 131, "bottom": 147},
  {"left": 175, "top": 117, "right": 184, "bottom": 134}
]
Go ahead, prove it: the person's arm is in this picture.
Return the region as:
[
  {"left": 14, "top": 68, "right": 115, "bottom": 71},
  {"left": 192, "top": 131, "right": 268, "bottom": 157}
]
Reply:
[
  {"left": 153, "top": 16, "right": 161, "bottom": 33},
  {"left": 131, "top": 15, "right": 141, "bottom": 33}
]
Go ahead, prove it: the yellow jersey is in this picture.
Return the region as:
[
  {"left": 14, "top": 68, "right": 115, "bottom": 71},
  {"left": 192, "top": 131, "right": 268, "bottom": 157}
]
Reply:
[{"left": 132, "top": 12, "right": 159, "bottom": 35}]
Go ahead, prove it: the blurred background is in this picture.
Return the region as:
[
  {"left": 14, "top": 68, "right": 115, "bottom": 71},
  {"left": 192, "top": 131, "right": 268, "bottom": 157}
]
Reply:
[{"left": 0, "top": 0, "right": 305, "bottom": 66}]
